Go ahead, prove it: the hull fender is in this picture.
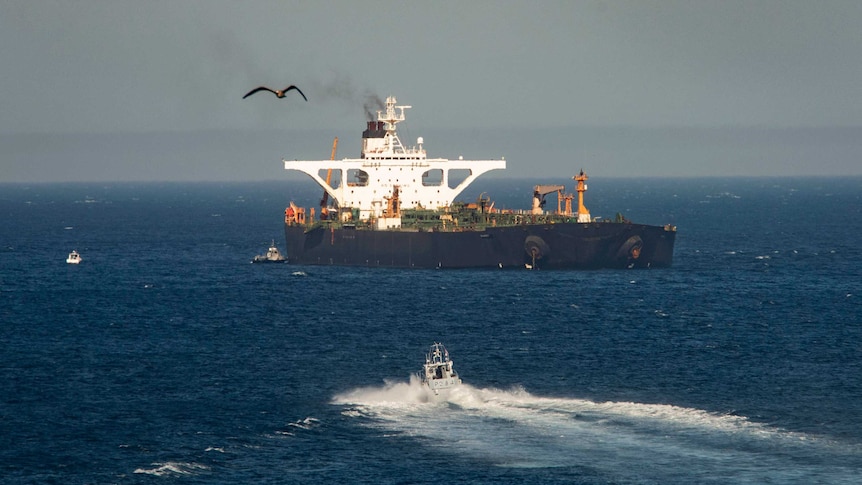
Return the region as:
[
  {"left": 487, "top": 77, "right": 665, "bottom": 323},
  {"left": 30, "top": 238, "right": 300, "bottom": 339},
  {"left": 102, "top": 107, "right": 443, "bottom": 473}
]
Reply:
[{"left": 617, "top": 235, "right": 643, "bottom": 261}]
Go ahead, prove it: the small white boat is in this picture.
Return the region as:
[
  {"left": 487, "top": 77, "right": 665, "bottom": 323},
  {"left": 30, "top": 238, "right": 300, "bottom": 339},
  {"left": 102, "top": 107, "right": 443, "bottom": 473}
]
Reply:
[
  {"left": 252, "top": 240, "right": 285, "bottom": 263},
  {"left": 420, "top": 342, "right": 462, "bottom": 395},
  {"left": 66, "top": 250, "right": 82, "bottom": 264}
]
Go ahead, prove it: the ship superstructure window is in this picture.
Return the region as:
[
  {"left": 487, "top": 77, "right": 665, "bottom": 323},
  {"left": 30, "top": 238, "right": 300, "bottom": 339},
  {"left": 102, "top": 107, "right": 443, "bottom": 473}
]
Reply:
[
  {"left": 422, "top": 169, "right": 443, "bottom": 187},
  {"left": 317, "top": 169, "right": 341, "bottom": 189},
  {"left": 448, "top": 169, "right": 471, "bottom": 189},
  {"left": 348, "top": 169, "right": 369, "bottom": 186}
]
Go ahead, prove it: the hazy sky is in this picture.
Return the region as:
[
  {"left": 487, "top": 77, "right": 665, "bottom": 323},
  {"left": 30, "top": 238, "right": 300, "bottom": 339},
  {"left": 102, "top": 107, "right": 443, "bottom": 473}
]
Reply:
[{"left": 3, "top": 0, "right": 862, "bottom": 181}]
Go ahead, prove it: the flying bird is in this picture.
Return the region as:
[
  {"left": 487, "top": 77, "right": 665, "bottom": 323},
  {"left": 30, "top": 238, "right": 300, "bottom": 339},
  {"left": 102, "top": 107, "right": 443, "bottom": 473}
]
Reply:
[{"left": 242, "top": 85, "right": 308, "bottom": 101}]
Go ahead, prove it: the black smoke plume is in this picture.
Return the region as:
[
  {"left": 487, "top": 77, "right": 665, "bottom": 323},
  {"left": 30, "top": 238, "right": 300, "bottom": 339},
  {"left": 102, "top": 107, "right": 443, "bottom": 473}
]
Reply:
[{"left": 314, "top": 72, "right": 384, "bottom": 120}]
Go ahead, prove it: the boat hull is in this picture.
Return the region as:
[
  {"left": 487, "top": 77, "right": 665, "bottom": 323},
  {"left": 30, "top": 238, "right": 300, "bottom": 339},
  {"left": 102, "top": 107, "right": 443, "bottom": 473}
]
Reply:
[
  {"left": 284, "top": 222, "right": 675, "bottom": 269},
  {"left": 251, "top": 257, "right": 286, "bottom": 263}
]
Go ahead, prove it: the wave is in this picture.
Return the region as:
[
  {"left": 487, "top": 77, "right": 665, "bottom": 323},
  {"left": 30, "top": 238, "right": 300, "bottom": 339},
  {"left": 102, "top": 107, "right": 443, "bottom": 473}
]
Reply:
[
  {"left": 288, "top": 416, "right": 321, "bottom": 430},
  {"left": 133, "top": 461, "right": 208, "bottom": 477},
  {"left": 333, "top": 379, "right": 862, "bottom": 483},
  {"left": 275, "top": 416, "right": 323, "bottom": 437}
]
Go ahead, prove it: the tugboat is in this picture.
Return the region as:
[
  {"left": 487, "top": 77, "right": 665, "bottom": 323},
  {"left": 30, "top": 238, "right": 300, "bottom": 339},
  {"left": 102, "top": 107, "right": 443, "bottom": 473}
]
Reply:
[
  {"left": 420, "top": 342, "right": 462, "bottom": 395},
  {"left": 66, "top": 250, "right": 82, "bottom": 264},
  {"left": 252, "top": 240, "right": 285, "bottom": 263},
  {"left": 281, "top": 96, "right": 676, "bottom": 269}
]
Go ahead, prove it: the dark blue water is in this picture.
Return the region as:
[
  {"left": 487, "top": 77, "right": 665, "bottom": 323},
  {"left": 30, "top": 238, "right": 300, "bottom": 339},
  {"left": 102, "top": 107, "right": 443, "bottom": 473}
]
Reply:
[{"left": 2, "top": 178, "right": 861, "bottom": 484}]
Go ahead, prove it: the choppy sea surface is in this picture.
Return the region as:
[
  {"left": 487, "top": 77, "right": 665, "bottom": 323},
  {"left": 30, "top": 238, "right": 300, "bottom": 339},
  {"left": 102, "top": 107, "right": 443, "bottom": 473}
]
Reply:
[{"left": 1, "top": 177, "right": 861, "bottom": 484}]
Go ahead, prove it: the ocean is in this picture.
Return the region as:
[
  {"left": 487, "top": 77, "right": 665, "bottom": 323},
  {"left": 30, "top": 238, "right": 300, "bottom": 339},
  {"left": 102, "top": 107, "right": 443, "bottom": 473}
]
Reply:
[{"left": 1, "top": 177, "right": 861, "bottom": 484}]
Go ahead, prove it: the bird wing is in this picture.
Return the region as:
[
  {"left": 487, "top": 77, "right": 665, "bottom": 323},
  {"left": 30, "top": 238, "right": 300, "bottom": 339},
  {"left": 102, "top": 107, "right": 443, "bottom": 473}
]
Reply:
[
  {"left": 283, "top": 85, "right": 308, "bottom": 101},
  {"left": 242, "top": 86, "right": 277, "bottom": 99}
]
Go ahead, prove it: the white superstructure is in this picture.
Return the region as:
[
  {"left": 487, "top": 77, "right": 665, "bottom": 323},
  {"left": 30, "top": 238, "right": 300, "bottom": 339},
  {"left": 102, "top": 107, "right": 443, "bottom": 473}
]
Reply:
[
  {"left": 252, "top": 240, "right": 285, "bottom": 263},
  {"left": 284, "top": 96, "right": 506, "bottom": 225},
  {"left": 420, "top": 342, "right": 462, "bottom": 395}
]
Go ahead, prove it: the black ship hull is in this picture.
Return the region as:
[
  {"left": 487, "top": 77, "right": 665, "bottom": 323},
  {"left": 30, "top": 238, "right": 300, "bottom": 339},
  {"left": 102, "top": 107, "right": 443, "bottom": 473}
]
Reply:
[{"left": 284, "top": 222, "right": 675, "bottom": 269}]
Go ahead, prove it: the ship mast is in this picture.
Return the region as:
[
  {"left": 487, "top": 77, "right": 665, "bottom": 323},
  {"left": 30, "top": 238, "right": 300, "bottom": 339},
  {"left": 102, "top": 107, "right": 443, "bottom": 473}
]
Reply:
[
  {"left": 380, "top": 96, "right": 410, "bottom": 154},
  {"left": 574, "top": 169, "right": 591, "bottom": 223},
  {"left": 362, "top": 96, "right": 420, "bottom": 159}
]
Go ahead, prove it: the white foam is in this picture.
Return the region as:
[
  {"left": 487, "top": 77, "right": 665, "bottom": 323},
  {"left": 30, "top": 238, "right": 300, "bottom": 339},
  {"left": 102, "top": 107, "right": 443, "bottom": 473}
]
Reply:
[
  {"left": 334, "top": 375, "right": 438, "bottom": 406},
  {"left": 287, "top": 417, "right": 321, "bottom": 430},
  {"left": 133, "top": 462, "right": 208, "bottom": 476},
  {"left": 336, "top": 380, "right": 755, "bottom": 433},
  {"left": 333, "top": 381, "right": 860, "bottom": 481},
  {"left": 276, "top": 416, "right": 323, "bottom": 437}
]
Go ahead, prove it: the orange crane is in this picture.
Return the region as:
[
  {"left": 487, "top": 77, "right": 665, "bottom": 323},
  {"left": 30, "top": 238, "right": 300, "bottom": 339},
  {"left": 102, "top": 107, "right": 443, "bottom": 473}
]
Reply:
[{"left": 320, "top": 137, "right": 338, "bottom": 220}]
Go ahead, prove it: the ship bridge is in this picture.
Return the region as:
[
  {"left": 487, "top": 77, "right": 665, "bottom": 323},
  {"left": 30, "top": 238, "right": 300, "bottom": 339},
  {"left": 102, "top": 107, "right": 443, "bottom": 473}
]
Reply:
[{"left": 284, "top": 96, "right": 506, "bottom": 220}]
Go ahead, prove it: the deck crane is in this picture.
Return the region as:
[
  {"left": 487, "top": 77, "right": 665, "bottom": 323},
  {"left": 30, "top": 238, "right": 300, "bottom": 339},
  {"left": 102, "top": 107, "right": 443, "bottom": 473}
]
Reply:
[
  {"left": 531, "top": 184, "right": 565, "bottom": 215},
  {"left": 319, "top": 137, "right": 338, "bottom": 220}
]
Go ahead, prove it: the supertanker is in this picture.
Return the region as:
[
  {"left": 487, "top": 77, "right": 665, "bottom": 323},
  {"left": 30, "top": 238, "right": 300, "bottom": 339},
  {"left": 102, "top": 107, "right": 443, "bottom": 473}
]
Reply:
[{"left": 282, "top": 96, "right": 676, "bottom": 269}]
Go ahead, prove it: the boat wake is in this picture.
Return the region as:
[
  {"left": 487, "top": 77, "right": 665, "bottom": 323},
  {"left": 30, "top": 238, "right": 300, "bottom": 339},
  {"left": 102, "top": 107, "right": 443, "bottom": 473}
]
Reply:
[{"left": 333, "top": 379, "right": 862, "bottom": 483}]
